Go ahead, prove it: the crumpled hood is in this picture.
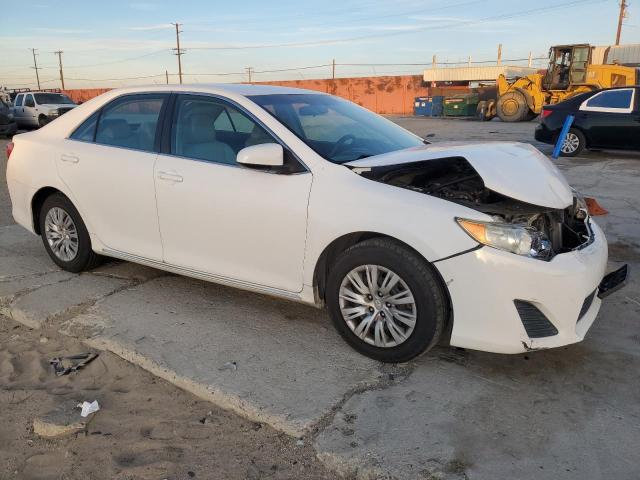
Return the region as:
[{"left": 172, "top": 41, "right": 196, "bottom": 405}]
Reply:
[{"left": 345, "top": 142, "right": 573, "bottom": 209}]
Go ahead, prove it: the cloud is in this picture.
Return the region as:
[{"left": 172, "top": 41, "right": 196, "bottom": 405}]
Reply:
[
  {"left": 32, "top": 27, "right": 92, "bottom": 34},
  {"left": 129, "top": 2, "right": 158, "bottom": 11},
  {"left": 129, "top": 23, "right": 173, "bottom": 31}
]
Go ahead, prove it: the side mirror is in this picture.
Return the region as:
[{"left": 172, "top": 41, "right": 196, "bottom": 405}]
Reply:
[{"left": 236, "top": 143, "right": 284, "bottom": 167}]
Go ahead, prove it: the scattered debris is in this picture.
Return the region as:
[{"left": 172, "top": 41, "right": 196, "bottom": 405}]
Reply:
[
  {"left": 296, "top": 439, "right": 305, "bottom": 447},
  {"left": 33, "top": 399, "right": 96, "bottom": 438},
  {"left": 79, "top": 400, "right": 100, "bottom": 418},
  {"left": 49, "top": 352, "right": 99, "bottom": 376},
  {"left": 219, "top": 361, "right": 237, "bottom": 372}
]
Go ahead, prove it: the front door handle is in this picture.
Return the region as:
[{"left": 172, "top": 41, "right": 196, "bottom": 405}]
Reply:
[
  {"left": 157, "top": 171, "right": 183, "bottom": 183},
  {"left": 60, "top": 154, "right": 79, "bottom": 163}
]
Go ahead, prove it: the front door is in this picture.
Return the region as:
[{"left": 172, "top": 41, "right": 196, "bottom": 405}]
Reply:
[
  {"left": 578, "top": 88, "right": 636, "bottom": 149},
  {"left": 57, "top": 93, "right": 168, "bottom": 260},
  {"left": 24, "top": 94, "right": 38, "bottom": 126},
  {"left": 154, "top": 94, "right": 312, "bottom": 293},
  {"left": 12, "top": 94, "right": 24, "bottom": 125}
]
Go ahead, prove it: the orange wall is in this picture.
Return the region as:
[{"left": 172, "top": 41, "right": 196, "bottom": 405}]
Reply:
[
  {"left": 258, "top": 75, "right": 429, "bottom": 114},
  {"left": 63, "top": 88, "right": 112, "bottom": 104},
  {"left": 62, "top": 76, "right": 470, "bottom": 114}
]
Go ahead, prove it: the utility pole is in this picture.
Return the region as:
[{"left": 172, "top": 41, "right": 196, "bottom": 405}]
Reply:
[
  {"left": 497, "top": 44, "right": 502, "bottom": 65},
  {"left": 166, "top": 70, "right": 169, "bottom": 84},
  {"left": 171, "top": 22, "right": 184, "bottom": 84},
  {"left": 528, "top": 51, "right": 532, "bottom": 68},
  {"left": 31, "top": 48, "right": 41, "bottom": 90},
  {"left": 332, "top": 59, "right": 336, "bottom": 80},
  {"left": 245, "top": 67, "right": 254, "bottom": 83},
  {"left": 54, "top": 50, "right": 65, "bottom": 90},
  {"left": 616, "top": 0, "right": 628, "bottom": 45}
]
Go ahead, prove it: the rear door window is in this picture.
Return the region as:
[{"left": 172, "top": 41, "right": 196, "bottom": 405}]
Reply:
[
  {"left": 582, "top": 89, "right": 634, "bottom": 113},
  {"left": 14, "top": 95, "right": 24, "bottom": 107},
  {"left": 94, "top": 94, "right": 167, "bottom": 152}
]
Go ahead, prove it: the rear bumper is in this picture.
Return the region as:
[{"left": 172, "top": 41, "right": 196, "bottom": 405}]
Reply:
[
  {"left": 434, "top": 220, "right": 612, "bottom": 354},
  {"left": 534, "top": 124, "right": 556, "bottom": 144}
]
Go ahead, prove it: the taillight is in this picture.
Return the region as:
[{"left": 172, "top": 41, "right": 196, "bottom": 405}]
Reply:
[
  {"left": 5, "top": 141, "right": 14, "bottom": 159},
  {"left": 541, "top": 109, "right": 553, "bottom": 118}
]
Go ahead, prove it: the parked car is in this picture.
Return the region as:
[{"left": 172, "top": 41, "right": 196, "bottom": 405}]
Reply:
[
  {"left": 5, "top": 85, "right": 627, "bottom": 362},
  {"left": 12, "top": 92, "right": 77, "bottom": 128},
  {"left": 0, "top": 97, "right": 17, "bottom": 138},
  {"left": 535, "top": 86, "right": 640, "bottom": 156}
]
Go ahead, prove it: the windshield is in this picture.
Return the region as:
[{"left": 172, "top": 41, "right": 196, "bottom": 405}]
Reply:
[
  {"left": 249, "top": 94, "right": 424, "bottom": 163},
  {"left": 34, "top": 93, "right": 75, "bottom": 105}
]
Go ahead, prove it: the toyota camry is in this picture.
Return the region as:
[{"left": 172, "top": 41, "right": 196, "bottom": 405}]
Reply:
[{"left": 5, "top": 84, "right": 627, "bottom": 362}]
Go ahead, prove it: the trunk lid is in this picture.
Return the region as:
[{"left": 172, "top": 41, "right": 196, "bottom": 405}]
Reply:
[{"left": 345, "top": 142, "right": 573, "bottom": 209}]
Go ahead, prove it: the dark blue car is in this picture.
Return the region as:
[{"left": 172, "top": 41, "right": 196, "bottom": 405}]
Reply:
[{"left": 535, "top": 86, "right": 640, "bottom": 156}]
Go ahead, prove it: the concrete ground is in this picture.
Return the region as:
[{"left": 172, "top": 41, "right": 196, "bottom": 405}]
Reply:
[{"left": 2, "top": 118, "right": 639, "bottom": 479}]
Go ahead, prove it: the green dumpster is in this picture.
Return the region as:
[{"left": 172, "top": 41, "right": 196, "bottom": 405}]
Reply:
[{"left": 443, "top": 93, "right": 479, "bottom": 117}]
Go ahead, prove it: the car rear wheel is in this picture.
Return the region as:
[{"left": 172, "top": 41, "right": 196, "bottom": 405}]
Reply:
[
  {"left": 39, "top": 193, "right": 102, "bottom": 272},
  {"left": 560, "top": 129, "right": 585, "bottom": 157},
  {"left": 326, "top": 238, "right": 447, "bottom": 363}
]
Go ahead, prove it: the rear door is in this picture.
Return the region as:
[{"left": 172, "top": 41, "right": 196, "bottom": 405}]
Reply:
[
  {"left": 58, "top": 93, "right": 168, "bottom": 260},
  {"left": 577, "top": 88, "right": 636, "bottom": 149}
]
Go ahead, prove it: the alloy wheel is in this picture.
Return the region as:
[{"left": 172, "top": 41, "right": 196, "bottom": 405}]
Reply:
[
  {"left": 44, "top": 207, "right": 79, "bottom": 262},
  {"left": 338, "top": 264, "right": 417, "bottom": 348},
  {"left": 561, "top": 132, "right": 580, "bottom": 154}
]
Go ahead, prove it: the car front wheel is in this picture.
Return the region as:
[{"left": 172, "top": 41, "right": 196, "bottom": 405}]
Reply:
[
  {"left": 39, "top": 193, "right": 102, "bottom": 272},
  {"left": 326, "top": 238, "right": 447, "bottom": 363}
]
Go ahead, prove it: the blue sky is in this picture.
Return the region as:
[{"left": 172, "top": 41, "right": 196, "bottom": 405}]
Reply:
[{"left": 1, "top": 0, "right": 638, "bottom": 89}]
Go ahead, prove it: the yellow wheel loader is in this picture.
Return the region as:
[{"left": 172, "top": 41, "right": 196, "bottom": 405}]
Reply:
[{"left": 494, "top": 44, "right": 638, "bottom": 122}]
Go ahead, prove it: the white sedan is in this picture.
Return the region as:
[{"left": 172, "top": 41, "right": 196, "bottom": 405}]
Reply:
[{"left": 5, "top": 84, "right": 627, "bottom": 362}]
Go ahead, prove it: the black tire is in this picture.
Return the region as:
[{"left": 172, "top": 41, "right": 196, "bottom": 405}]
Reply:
[
  {"left": 326, "top": 238, "right": 448, "bottom": 363},
  {"left": 559, "top": 128, "right": 586, "bottom": 157},
  {"left": 39, "top": 193, "right": 102, "bottom": 272},
  {"left": 496, "top": 91, "right": 530, "bottom": 122},
  {"left": 38, "top": 115, "right": 49, "bottom": 128}
]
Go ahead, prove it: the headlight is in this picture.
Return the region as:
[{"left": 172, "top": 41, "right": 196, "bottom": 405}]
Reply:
[
  {"left": 456, "top": 218, "right": 552, "bottom": 259},
  {"left": 50, "top": 109, "right": 59, "bottom": 116}
]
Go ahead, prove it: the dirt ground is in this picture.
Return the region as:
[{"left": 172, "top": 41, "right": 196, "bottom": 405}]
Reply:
[{"left": 0, "top": 316, "right": 331, "bottom": 480}]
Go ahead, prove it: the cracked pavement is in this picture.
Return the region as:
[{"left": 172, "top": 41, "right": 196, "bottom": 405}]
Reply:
[{"left": 2, "top": 119, "right": 640, "bottom": 479}]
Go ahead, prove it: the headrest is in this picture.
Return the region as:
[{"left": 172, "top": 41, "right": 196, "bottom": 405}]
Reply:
[{"left": 98, "top": 118, "right": 131, "bottom": 141}]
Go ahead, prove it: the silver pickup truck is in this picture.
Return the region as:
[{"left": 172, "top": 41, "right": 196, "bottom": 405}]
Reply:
[{"left": 12, "top": 92, "right": 77, "bottom": 128}]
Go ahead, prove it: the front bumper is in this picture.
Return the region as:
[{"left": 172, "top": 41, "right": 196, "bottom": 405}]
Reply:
[{"left": 434, "top": 220, "right": 614, "bottom": 354}]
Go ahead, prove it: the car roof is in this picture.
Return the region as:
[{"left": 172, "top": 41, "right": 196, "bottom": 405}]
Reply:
[{"left": 103, "top": 83, "right": 325, "bottom": 98}]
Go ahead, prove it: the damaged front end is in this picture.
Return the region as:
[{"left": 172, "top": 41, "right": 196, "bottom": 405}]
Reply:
[{"left": 349, "top": 156, "right": 593, "bottom": 261}]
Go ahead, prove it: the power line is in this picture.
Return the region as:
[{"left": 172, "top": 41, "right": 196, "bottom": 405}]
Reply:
[
  {"left": 185, "top": 0, "right": 606, "bottom": 50},
  {"left": 65, "top": 73, "right": 165, "bottom": 82},
  {"left": 62, "top": 50, "right": 169, "bottom": 69}
]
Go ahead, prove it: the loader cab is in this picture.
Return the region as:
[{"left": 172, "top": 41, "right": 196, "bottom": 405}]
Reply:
[{"left": 543, "top": 45, "right": 591, "bottom": 90}]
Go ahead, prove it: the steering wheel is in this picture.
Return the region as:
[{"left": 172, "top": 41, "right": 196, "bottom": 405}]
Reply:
[{"left": 329, "top": 134, "right": 357, "bottom": 158}]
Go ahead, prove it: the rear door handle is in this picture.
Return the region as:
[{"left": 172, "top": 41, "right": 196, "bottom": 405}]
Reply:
[
  {"left": 60, "top": 154, "right": 79, "bottom": 163},
  {"left": 157, "top": 171, "right": 183, "bottom": 183}
]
